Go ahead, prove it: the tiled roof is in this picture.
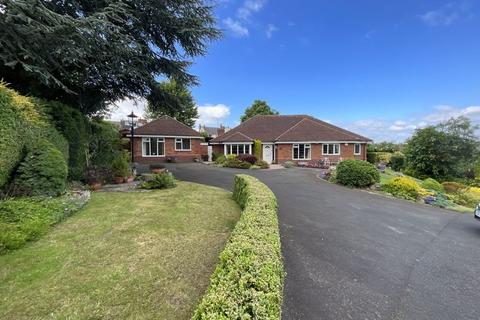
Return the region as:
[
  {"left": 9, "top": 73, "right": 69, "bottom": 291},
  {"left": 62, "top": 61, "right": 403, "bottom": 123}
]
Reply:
[
  {"left": 211, "top": 115, "right": 371, "bottom": 143},
  {"left": 134, "top": 115, "right": 200, "bottom": 136},
  {"left": 220, "top": 132, "right": 254, "bottom": 142}
]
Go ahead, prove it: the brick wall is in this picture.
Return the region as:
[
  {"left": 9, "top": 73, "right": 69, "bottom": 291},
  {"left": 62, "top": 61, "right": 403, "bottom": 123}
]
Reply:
[
  {"left": 133, "top": 137, "right": 206, "bottom": 163},
  {"left": 276, "top": 143, "right": 367, "bottom": 164}
]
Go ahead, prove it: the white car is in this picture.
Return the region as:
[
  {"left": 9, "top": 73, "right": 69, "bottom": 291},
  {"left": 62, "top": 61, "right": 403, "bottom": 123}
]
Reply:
[{"left": 475, "top": 204, "right": 480, "bottom": 220}]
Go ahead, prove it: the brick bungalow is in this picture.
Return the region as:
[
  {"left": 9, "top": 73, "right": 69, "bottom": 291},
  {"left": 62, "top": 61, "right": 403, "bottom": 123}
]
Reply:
[
  {"left": 210, "top": 115, "right": 371, "bottom": 164},
  {"left": 132, "top": 115, "right": 207, "bottom": 164}
]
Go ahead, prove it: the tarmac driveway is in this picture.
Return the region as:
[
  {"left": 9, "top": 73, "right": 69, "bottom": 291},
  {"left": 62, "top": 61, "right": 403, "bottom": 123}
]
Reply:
[{"left": 165, "top": 163, "right": 480, "bottom": 320}]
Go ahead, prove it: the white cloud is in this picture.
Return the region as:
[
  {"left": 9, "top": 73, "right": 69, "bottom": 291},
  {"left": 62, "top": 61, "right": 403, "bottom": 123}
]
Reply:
[
  {"left": 364, "top": 30, "right": 375, "bottom": 40},
  {"left": 420, "top": 2, "right": 471, "bottom": 27},
  {"left": 265, "top": 24, "right": 278, "bottom": 38},
  {"left": 341, "top": 105, "right": 480, "bottom": 142},
  {"left": 223, "top": 18, "right": 249, "bottom": 37},
  {"left": 237, "top": 0, "right": 267, "bottom": 20},
  {"left": 107, "top": 97, "right": 147, "bottom": 121},
  {"left": 196, "top": 104, "right": 231, "bottom": 127}
]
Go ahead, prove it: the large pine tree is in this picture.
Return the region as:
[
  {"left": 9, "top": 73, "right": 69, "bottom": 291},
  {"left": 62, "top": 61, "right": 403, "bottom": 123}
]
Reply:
[{"left": 0, "top": 0, "right": 220, "bottom": 114}]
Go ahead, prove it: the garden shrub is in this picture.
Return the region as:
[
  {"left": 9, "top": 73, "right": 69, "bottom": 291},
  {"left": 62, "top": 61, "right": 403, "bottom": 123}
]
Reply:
[
  {"left": 367, "top": 152, "right": 392, "bottom": 164},
  {"left": 254, "top": 139, "right": 262, "bottom": 159},
  {"left": 335, "top": 159, "right": 380, "bottom": 188},
  {"left": 441, "top": 181, "right": 467, "bottom": 194},
  {"left": 214, "top": 154, "right": 226, "bottom": 165},
  {"left": 0, "top": 193, "right": 89, "bottom": 254},
  {"left": 224, "top": 157, "right": 252, "bottom": 169},
  {"left": 421, "top": 178, "right": 444, "bottom": 193},
  {"left": 283, "top": 161, "right": 295, "bottom": 168},
  {"left": 255, "top": 160, "right": 270, "bottom": 169},
  {"left": 238, "top": 153, "right": 257, "bottom": 164},
  {"left": 89, "top": 119, "right": 122, "bottom": 168},
  {"left": 111, "top": 152, "right": 130, "bottom": 178},
  {"left": 455, "top": 190, "right": 480, "bottom": 208},
  {"left": 43, "top": 100, "right": 90, "bottom": 180},
  {"left": 192, "top": 174, "right": 284, "bottom": 319},
  {"left": 141, "top": 172, "right": 176, "bottom": 189},
  {"left": 390, "top": 152, "right": 406, "bottom": 171},
  {"left": 12, "top": 139, "right": 68, "bottom": 196},
  {"left": 0, "top": 84, "right": 68, "bottom": 189},
  {"left": 382, "top": 177, "right": 422, "bottom": 200}
]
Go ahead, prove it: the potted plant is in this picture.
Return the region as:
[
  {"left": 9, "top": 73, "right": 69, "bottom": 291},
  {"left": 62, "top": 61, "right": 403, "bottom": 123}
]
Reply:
[
  {"left": 86, "top": 166, "right": 102, "bottom": 191},
  {"left": 111, "top": 153, "right": 130, "bottom": 184}
]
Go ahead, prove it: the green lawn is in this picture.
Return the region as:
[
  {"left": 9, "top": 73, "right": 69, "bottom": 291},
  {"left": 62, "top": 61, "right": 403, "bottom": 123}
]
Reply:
[{"left": 0, "top": 182, "right": 240, "bottom": 320}]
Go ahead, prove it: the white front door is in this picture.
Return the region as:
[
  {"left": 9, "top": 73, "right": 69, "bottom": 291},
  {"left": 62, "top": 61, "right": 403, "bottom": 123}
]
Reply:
[{"left": 263, "top": 144, "right": 273, "bottom": 164}]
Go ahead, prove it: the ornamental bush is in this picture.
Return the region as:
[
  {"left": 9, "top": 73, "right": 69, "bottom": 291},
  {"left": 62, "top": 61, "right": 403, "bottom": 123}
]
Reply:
[
  {"left": 192, "top": 174, "right": 284, "bottom": 319},
  {"left": 254, "top": 139, "right": 262, "bottom": 159},
  {"left": 214, "top": 154, "right": 226, "bottom": 164},
  {"left": 141, "top": 172, "right": 176, "bottom": 189},
  {"left": 238, "top": 153, "right": 257, "bottom": 164},
  {"left": 111, "top": 152, "right": 130, "bottom": 178},
  {"left": 421, "top": 178, "right": 445, "bottom": 193},
  {"left": 255, "top": 159, "right": 270, "bottom": 169},
  {"left": 441, "top": 181, "right": 467, "bottom": 194},
  {"left": 335, "top": 159, "right": 380, "bottom": 188},
  {"left": 11, "top": 139, "right": 68, "bottom": 196},
  {"left": 390, "top": 152, "right": 406, "bottom": 171},
  {"left": 382, "top": 176, "right": 422, "bottom": 200},
  {"left": 224, "top": 157, "right": 252, "bottom": 169},
  {"left": 283, "top": 161, "right": 295, "bottom": 168},
  {"left": 367, "top": 152, "right": 392, "bottom": 164}
]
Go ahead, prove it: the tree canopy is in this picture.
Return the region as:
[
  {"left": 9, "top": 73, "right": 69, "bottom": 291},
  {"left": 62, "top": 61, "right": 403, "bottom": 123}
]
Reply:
[
  {"left": 146, "top": 80, "right": 198, "bottom": 127},
  {"left": 240, "top": 100, "right": 278, "bottom": 122},
  {"left": 0, "top": 0, "right": 221, "bottom": 114},
  {"left": 404, "top": 117, "right": 479, "bottom": 179}
]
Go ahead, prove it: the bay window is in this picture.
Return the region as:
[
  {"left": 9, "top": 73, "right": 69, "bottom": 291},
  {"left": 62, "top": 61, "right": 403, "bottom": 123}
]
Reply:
[
  {"left": 175, "top": 138, "right": 191, "bottom": 151},
  {"left": 322, "top": 143, "right": 340, "bottom": 155},
  {"left": 142, "top": 137, "right": 165, "bottom": 156},
  {"left": 292, "top": 144, "right": 311, "bottom": 160}
]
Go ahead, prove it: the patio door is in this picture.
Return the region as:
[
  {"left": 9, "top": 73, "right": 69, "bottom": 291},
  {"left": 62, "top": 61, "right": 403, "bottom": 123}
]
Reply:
[{"left": 263, "top": 144, "right": 273, "bottom": 164}]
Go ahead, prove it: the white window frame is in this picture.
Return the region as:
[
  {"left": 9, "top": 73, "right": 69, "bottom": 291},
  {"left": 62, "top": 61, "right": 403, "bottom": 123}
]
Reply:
[
  {"left": 142, "top": 137, "right": 165, "bottom": 157},
  {"left": 322, "top": 143, "right": 340, "bottom": 155},
  {"left": 175, "top": 138, "right": 191, "bottom": 151},
  {"left": 292, "top": 144, "right": 311, "bottom": 160},
  {"left": 354, "top": 143, "right": 361, "bottom": 155},
  {"left": 224, "top": 143, "right": 252, "bottom": 155}
]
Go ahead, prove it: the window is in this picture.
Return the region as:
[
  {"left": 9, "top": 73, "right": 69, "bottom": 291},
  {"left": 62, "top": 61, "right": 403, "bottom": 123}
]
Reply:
[
  {"left": 142, "top": 137, "right": 165, "bottom": 156},
  {"left": 354, "top": 143, "right": 361, "bottom": 155},
  {"left": 175, "top": 138, "right": 191, "bottom": 151},
  {"left": 225, "top": 144, "right": 251, "bottom": 155},
  {"left": 293, "top": 144, "right": 311, "bottom": 160},
  {"left": 322, "top": 144, "right": 340, "bottom": 155}
]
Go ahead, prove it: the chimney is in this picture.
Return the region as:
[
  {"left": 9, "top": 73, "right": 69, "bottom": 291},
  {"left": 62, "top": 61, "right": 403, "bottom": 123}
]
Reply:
[{"left": 217, "top": 124, "right": 225, "bottom": 136}]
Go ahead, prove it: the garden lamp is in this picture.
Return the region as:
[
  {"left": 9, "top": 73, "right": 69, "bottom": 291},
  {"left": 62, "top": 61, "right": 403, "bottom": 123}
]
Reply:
[{"left": 127, "top": 111, "right": 138, "bottom": 164}]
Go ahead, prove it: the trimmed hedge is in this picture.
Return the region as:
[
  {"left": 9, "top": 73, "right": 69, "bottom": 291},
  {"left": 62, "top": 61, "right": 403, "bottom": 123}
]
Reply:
[
  {"left": 12, "top": 139, "right": 68, "bottom": 196},
  {"left": 336, "top": 159, "right": 380, "bottom": 188},
  {"left": 192, "top": 175, "right": 284, "bottom": 319},
  {"left": 367, "top": 152, "right": 392, "bottom": 164},
  {"left": 390, "top": 152, "right": 406, "bottom": 172},
  {"left": 0, "top": 84, "right": 68, "bottom": 189}
]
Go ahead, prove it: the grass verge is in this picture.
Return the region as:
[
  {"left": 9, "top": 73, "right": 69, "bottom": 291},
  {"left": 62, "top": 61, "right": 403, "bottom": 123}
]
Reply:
[
  {"left": 0, "top": 182, "right": 240, "bottom": 320},
  {"left": 192, "top": 174, "right": 284, "bottom": 319}
]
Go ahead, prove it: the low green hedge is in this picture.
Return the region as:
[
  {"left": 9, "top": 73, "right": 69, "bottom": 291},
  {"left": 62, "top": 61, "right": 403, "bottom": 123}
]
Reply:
[{"left": 192, "top": 174, "right": 284, "bottom": 319}]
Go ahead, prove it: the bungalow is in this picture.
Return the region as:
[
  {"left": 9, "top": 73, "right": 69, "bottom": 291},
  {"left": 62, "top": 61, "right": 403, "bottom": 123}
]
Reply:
[
  {"left": 210, "top": 115, "right": 371, "bottom": 164},
  {"left": 132, "top": 115, "right": 207, "bottom": 163}
]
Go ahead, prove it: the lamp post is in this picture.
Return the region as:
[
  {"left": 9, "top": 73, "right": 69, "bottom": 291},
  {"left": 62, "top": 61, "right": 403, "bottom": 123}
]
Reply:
[{"left": 127, "top": 111, "right": 138, "bottom": 164}]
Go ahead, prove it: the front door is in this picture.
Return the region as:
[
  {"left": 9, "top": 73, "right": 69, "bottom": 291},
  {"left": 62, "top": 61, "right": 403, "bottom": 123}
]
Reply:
[{"left": 263, "top": 144, "right": 273, "bottom": 164}]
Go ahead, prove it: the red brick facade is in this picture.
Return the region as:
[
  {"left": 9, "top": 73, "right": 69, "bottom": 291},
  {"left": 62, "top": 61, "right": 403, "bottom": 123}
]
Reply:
[
  {"left": 133, "top": 137, "right": 207, "bottom": 164},
  {"left": 276, "top": 143, "right": 367, "bottom": 164},
  {"left": 212, "top": 142, "right": 367, "bottom": 164}
]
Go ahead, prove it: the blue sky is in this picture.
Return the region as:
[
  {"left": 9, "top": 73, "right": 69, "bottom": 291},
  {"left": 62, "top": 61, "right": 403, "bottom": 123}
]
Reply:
[{"left": 112, "top": 0, "right": 480, "bottom": 142}]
